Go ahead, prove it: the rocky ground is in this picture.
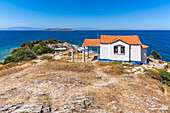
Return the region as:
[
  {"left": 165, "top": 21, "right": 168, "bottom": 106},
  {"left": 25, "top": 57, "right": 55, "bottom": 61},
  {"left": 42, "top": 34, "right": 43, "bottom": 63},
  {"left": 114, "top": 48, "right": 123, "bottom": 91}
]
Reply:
[{"left": 0, "top": 59, "right": 169, "bottom": 113}]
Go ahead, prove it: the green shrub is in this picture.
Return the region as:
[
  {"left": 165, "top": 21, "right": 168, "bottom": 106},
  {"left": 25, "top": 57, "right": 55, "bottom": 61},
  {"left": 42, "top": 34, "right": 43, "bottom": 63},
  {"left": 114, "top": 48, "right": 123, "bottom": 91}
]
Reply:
[
  {"left": 41, "top": 46, "right": 54, "bottom": 54},
  {"left": 36, "top": 50, "right": 43, "bottom": 55},
  {"left": 33, "top": 40, "right": 42, "bottom": 44},
  {"left": 145, "top": 69, "right": 161, "bottom": 80},
  {"left": 159, "top": 71, "right": 170, "bottom": 86},
  {"left": 4, "top": 56, "right": 16, "bottom": 64},
  {"left": 12, "top": 48, "right": 37, "bottom": 62},
  {"left": 25, "top": 41, "right": 34, "bottom": 49},
  {"left": 39, "top": 42, "right": 46, "bottom": 47},
  {"left": 40, "top": 56, "right": 52, "bottom": 60},
  {"left": 0, "top": 62, "right": 3, "bottom": 65},
  {"left": 36, "top": 46, "right": 54, "bottom": 55},
  {"left": 151, "top": 50, "right": 162, "bottom": 59},
  {"left": 11, "top": 48, "right": 23, "bottom": 55},
  {"left": 47, "top": 39, "right": 54, "bottom": 44},
  {"left": 32, "top": 45, "right": 40, "bottom": 53},
  {"left": 20, "top": 43, "right": 26, "bottom": 47},
  {"left": 46, "top": 39, "right": 64, "bottom": 44}
]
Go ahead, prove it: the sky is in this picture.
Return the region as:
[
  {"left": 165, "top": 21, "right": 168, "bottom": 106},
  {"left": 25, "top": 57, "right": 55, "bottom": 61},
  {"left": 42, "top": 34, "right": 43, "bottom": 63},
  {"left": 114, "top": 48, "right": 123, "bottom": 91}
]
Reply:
[{"left": 0, "top": 0, "right": 170, "bottom": 30}]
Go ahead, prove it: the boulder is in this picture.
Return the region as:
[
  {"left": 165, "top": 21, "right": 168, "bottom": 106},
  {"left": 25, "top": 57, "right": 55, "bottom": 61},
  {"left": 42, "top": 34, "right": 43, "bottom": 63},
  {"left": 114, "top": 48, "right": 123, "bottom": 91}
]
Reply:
[
  {"left": 143, "top": 71, "right": 152, "bottom": 77},
  {"left": 149, "top": 62, "right": 155, "bottom": 66}
]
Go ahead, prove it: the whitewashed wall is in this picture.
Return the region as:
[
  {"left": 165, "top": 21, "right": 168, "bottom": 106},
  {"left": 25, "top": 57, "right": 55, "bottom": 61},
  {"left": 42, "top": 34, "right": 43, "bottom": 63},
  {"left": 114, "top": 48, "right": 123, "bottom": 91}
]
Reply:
[
  {"left": 130, "top": 45, "right": 141, "bottom": 62},
  {"left": 141, "top": 48, "right": 147, "bottom": 63},
  {"left": 100, "top": 44, "right": 110, "bottom": 59},
  {"left": 110, "top": 41, "right": 129, "bottom": 61},
  {"left": 100, "top": 40, "right": 130, "bottom": 61}
]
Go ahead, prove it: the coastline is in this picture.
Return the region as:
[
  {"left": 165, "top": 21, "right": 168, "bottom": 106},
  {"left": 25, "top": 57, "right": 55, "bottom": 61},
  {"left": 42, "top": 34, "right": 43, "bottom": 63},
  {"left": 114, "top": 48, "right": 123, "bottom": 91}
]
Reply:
[
  {"left": 0, "top": 46, "right": 19, "bottom": 62},
  {"left": 0, "top": 30, "right": 169, "bottom": 62}
]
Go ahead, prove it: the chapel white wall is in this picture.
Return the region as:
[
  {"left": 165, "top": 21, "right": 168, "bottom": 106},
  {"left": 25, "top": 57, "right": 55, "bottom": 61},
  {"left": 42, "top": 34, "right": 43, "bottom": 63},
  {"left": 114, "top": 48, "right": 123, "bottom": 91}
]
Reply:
[
  {"left": 100, "top": 44, "right": 110, "bottom": 59},
  {"left": 130, "top": 45, "right": 141, "bottom": 62},
  {"left": 110, "top": 41, "right": 130, "bottom": 61}
]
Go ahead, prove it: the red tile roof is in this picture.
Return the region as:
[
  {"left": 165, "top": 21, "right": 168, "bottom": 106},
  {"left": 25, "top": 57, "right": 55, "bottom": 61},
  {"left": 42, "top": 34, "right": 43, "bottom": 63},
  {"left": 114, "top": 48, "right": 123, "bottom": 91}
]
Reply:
[
  {"left": 82, "top": 39, "right": 100, "bottom": 46},
  {"left": 100, "top": 35, "right": 141, "bottom": 44},
  {"left": 141, "top": 44, "right": 148, "bottom": 48},
  {"left": 82, "top": 35, "right": 148, "bottom": 48}
]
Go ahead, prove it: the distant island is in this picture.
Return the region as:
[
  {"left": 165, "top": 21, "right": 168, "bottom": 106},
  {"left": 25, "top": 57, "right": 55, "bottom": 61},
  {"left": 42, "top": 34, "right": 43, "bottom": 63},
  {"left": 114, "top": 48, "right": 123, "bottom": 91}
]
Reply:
[{"left": 45, "top": 28, "right": 74, "bottom": 31}]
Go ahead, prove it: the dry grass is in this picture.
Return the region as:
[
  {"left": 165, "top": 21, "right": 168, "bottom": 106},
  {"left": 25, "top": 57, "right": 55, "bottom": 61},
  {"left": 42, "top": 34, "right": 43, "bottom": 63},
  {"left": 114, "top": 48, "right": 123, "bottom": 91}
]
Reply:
[
  {"left": 95, "top": 61, "right": 126, "bottom": 75},
  {"left": 0, "top": 62, "right": 32, "bottom": 77},
  {"left": 0, "top": 60, "right": 169, "bottom": 112},
  {"left": 96, "top": 61, "right": 122, "bottom": 67},
  {"left": 102, "top": 65, "right": 125, "bottom": 75},
  {"left": 42, "top": 61, "right": 95, "bottom": 73},
  {"left": 0, "top": 62, "right": 18, "bottom": 70}
]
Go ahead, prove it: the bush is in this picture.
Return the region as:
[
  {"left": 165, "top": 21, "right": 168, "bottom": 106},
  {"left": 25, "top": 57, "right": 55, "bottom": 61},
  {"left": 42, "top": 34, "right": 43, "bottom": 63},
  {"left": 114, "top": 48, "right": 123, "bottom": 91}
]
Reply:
[
  {"left": 20, "top": 43, "right": 26, "bottom": 47},
  {"left": 151, "top": 50, "right": 162, "bottom": 59},
  {"left": 25, "top": 41, "right": 34, "bottom": 49},
  {"left": 46, "top": 39, "right": 64, "bottom": 44},
  {"left": 41, "top": 46, "right": 54, "bottom": 54},
  {"left": 32, "top": 45, "right": 40, "bottom": 53},
  {"left": 39, "top": 42, "right": 46, "bottom": 47},
  {"left": 11, "top": 48, "right": 23, "bottom": 55},
  {"left": 4, "top": 56, "right": 16, "bottom": 64},
  {"left": 159, "top": 71, "right": 170, "bottom": 86},
  {"left": 47, "top": 39, "right": 54, "bottom": 44},
  {"left": 36, "top": 46, "right": 54, "bottom": 55},
  {"left": 36, "top": 50, "right": 43, "bottom": 55},
  {"left": 144, "top": 69, "right": 161, "bottom": 80},
  {"left": 0, "top": 62, "right": 4, "bottom": 64},
  {"left": 40, "top": 56, "right": 52, "bottom": 60},
  {"left": 12, "top": 48, "right": 37, "bottom": 62},
  {"left": 33, "top": 40, "right": 42, "bottom": 44}
]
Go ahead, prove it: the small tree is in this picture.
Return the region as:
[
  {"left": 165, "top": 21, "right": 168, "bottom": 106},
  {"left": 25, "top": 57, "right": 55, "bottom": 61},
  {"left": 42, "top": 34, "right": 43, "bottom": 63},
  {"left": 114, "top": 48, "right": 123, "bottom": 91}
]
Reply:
[
  {"left": 41, "top": 46, "right": 54, "bottom": 54},
  {"left": 36, "top": 46, "right": 54, "bottom": 55},
  {"left": 4, "top": 56, "right": 16, "bottom": 64},
  {"left": 159, "top": 71, "right": 170, "bottom": 86},
  {"left": 151, "top": 50, "right": 162, "bottom": 59},
  {"left": 32, "top": 45, "right": 40, "bottom": 53},
  {"left": 12, "top": 48, "right": 37, "bottom": 62},
  {"left": 11, "top": 48, "right": 23, "bottom": 54},
  {"left": 40, "top": 56, "right": 52, "bottom": 60},
  {"left": 39, "top": 42, "right": 46, "bottom": 47}
]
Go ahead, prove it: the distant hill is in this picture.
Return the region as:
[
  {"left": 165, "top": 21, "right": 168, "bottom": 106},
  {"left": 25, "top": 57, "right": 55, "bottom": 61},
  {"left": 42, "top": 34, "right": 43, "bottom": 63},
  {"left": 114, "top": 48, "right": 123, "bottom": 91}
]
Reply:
[
  {"left": 0, "top": 27, "right": 44, "bottom": 30},
  {"left": 44, "top": 28, "right": 74, "bottom": 31},
  {"left": 7, "top": 27, "right": 44, "bottom": 30}
]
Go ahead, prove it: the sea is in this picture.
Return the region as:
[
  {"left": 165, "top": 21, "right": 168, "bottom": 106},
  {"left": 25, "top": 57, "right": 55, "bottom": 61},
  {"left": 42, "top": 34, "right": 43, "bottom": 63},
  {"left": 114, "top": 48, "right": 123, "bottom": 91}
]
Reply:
[{"left": 0, "top": 30, "right": 170, "bottom": 62}]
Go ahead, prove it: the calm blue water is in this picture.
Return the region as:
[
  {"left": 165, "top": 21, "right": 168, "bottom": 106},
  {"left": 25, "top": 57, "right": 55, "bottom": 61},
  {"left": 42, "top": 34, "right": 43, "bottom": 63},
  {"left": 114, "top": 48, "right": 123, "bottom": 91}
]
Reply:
[{"left": 0, "top": 30, "right": 169, "bottom": 62}]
